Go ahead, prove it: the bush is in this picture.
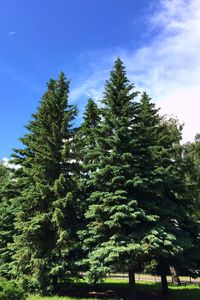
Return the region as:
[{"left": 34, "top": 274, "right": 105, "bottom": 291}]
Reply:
[{"left": 0, "top": 277, "right": 26, "bottom": 300}]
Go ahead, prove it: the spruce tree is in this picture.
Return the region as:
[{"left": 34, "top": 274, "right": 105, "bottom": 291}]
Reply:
[
  {"left": 175, "top": 135, "right": 200, "bottom": 279},
  {"left": 0, "top": 163, "right": 14, "bottom": 278},
  {"left": 10, "top": 73, "right": 78, "bottom": 294},
  {"left": 0, "top": 162, "right": 9, "bottom": 184},
  {"left": 83, "top": 59, "right": 155, "bottom": 297},
  {"left": 75, "top": 99, "right": 101, "bottom": 207},
  {"left": 184, "top": 134, "right": 200, "bottom": 218},
  {"left": 74, "top": 99, "right": 101, "bottom": 272},
  {"left": 132, "top": 94, "right": 186, "bottom": 293},
  {"left": 83, "top": 63, "right": 195, "bottom": 297},
  {"left": 133, "top": 95, "right": 199, "bottom": 293},
  {"left": 76, "top": 98, "right": 101, "bottom": 176}
]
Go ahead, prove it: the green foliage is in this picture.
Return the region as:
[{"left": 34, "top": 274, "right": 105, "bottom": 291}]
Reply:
[
  {"left": 0, "top": 163, "right": 18, "bottom": 278},
  {"left": 176, "top": 134, "right": 200, "bottom": 276},
  {"left": 133, "top": 96, "right": 186, "bottom": 263},
  {"left": 75, "top": 98, "right": 101, "bottom": 211},
  {"left": 0, "top": 163, "right": 9, "bottom": 185},
  {"left": 184, "top": 134, "right": 200, "bottom": 218},
  {"left": 82, "top": 60, "right": 197, "bottom": 295},
  {"left": 75, "top": 98, "right": 102, "bottom": 271},
  {"left": 83, "top": 59, "right": 152, "bottom": 280},
  {"left": 9, "top": 73, "right": 79, "bottom": 294},
  {"left": 0, "top": 277, "right": 26, "bottom": 300},
  {"left": 0, "top": 58, "right": 200, "bottom": 296},
  {"left": 77, "top": 98, "right": 100, "bottom": 171}
]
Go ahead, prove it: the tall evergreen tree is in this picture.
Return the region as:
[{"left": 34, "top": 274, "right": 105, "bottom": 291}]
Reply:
[
  {"left": 10, "top": 73, "right": 78, "bottom": 295},
  {"left": 75, "top": 98, "right": 101, "bottom": 215},
  {"left": 176, "top": 135, "right": 200, "bottom": 278},
  {"left": 83, "top": 63, "right": 196, "bottom": 297},
  {"left": 157, "top": 118, "right": 200, "bottom": 290},
  {"left": 133, "top": 95, "right": 200, "bottom": 292},
  {"left": 0, "top": 162, "right": 14, "bottom": 278},
  {"left": 132, "top": 94, "right": 185, "bottom": 293},
  {"left": 184, "top": 134, "right": 200, "bottom": 219},
  {"left": 76, "top": 98, "right": 101, "bottom": 175},
  {"left": 74, "top": 99, "right": 101, "bottom": 272},
  {"left": 83, "top": 59, "right": 160, "bottom": 298}
]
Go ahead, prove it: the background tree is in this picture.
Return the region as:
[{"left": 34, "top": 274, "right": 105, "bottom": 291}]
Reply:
[
  {"left": 184, "top": 134, "right": 200, "bottom": 219},
  {"left": 75, "top": 99, "right": 101, "bottom": 271},
  {"left": 0, "top": 161, "right": 9, "bottom": 184},
  {"left": 176, "top": 134, "right": 200, "bottom": 278},
  {"left": 76, "top": 98, "right": 101, "bottom": 173},
  {"left": 130, "top": 94, "right": 185, "bottom": 293},
  {"left": 134, "top": 104, "right": 200, "bottom": 293},
  {"left": 0, "top": 162, "right": 13, "bottom": 278},
  {"left": 10, "top": 73, "right": 79, "bottom": 295}
]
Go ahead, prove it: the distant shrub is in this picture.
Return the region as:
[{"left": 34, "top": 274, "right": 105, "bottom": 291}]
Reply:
[{"left": 0, "top": 277, "right": 26, "bottom": 300}]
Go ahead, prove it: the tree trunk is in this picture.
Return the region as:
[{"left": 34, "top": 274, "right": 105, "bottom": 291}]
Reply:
[
  {"left": 161, "top": 273, "right": 168, "bottom": 294},
  {"left": 169, "top": 265, "right": 181, "bottom": 286},
  {"left": 52, "top": 275, "right": 58, "bottom": 294},
  {"left": 128, "top": 268, "right": 136, "bottom": 299}
]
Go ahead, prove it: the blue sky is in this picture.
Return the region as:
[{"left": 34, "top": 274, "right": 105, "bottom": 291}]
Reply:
[{"left": 1, "top": 0, "right": 200, "bottom": 159}]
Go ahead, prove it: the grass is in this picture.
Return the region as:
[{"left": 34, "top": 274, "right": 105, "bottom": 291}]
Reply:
[
  {"left": 168, "top": 284, "right": 200, "bottom": 300},
  {"left": 28, "top": 297, "right": 77, "bottom": 300},
  {"left": 28, "top": 297, "right": 99, "bottom": 300},
  {"left": 27, "top": 279, "right": 200, "bottom": 300}
]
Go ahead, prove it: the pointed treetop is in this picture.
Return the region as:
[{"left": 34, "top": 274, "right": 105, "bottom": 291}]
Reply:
[
  {"left": 103, "top": 58, "right": 139, "bottom": 109},
  {"left": 110, "top": 57, "right": 127, "bottom": 82},
  {"left": 83, "top": 98, "right": 100, "bottom": 128}
]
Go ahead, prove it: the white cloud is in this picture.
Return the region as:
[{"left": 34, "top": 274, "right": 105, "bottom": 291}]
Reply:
[
  {"left": 72, "top": 0, "right": 200, "bottom": 143},
  {"left": 160, "top": 87, "right": 200, "bottom": 142},
  {"left": 70, "top": 51, "right": 115, "bottom": 103},
  {"left": 8, "top": 31, "right": 16, "bottom": 36},
  {"left": 2, "top": 157, "right": 20, "bottom": 170},
  {"left": 70, "top": 76, "right": 104, "bottom": 102},
  {"left": 122, "top": 0, "right": 200, "bottom": 142}
]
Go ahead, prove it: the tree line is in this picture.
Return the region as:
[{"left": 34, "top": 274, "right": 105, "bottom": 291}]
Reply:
[{"left": 0, "top": 58, "right": 199, "bottom": 298}]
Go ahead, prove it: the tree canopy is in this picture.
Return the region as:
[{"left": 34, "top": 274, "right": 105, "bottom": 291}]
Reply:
[{"left": 0, "top": 59, "right": 199, "bottom": 297}]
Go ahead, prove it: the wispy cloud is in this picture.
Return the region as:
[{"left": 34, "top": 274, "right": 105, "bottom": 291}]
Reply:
[
  {"left": 0, "top": 67, "right": 41, "bottom": 92},
  {"left": 70, "top": 50, "right": 116, "bottom": 103},
  {"left": 2, "top": 157, "right": 20, "bottom": 170},
  {"left": 71, "top": 0, "right": 200, "bottom": 142},
  {"left": 70, "top": 74, "right": 104, "bottom": 102},
  {"left": 8, "top": 31, "right": 16, "bottom": 36}
]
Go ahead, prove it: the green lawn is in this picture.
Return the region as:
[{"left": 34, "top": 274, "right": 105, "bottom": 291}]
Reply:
[
  {"left": 28, "top": 297, "right": 76, "bottom": 300},
  {"left": 168, "top": 284, "right": 200, "bottom": 300},
  {"left": 28, "top": 297, "right": 98, "bottom": 300},
  {"left": 28, "top": 280, "right": 200, "bottom": 300}
]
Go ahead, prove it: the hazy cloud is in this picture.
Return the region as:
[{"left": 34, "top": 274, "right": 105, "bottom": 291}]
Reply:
[
  {"left": 8, "top": 31, "right": 16, "bottom": 36},
  {"left": 72, "top": 0, "right": 200, "bottom": 143}
]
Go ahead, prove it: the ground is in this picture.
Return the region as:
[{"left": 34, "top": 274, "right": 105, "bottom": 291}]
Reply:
[{"left": 27, "top": 279, "right": 200, "bottom": 300}]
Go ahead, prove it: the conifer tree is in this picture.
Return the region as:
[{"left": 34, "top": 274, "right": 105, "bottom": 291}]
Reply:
[
  {"left": 132, "top": 94, "right": 183, "bottom": 292},
  {"left": 74, "top": 99, "right": 101, "bottom": 271},
  {"left": 0, "top": 162, "right": 9, "bottom": 184},
  {"left": 184, "top": 134, "right": 200, "bottom": 218},
  {"left": 75, "top": 99, "right": 101, "bottom": 207},
  {"left": 134, "top": 95, "right": 182, "bottom": 289},
  {"left": 10, "top": 73, "right": 78, "bottom": 295},
  {"left": 76, "top": 98, "right": 101, "bottom": 176},
  {"left": 174, "top": 135, "right": 200, "bottom": 279},
  {"left": 133, "top": 94, "right": 199, "bottom": 293},
  {"left": 83, "top": 62, "right": 196, "bottom": 297},
  {"left": 0, "top": 163, "right": 14, "bottom": 278},
  {"left": 83, "top": 59, "right": 157, "bottom": 297}
]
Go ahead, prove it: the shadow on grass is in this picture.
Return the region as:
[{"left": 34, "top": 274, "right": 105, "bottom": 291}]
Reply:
[
  {"left": 54, "top": 282, "right": 199, "bottom": 299},
  {"left": 168, "top": 285, "right": 200, "bottom": 300}
]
